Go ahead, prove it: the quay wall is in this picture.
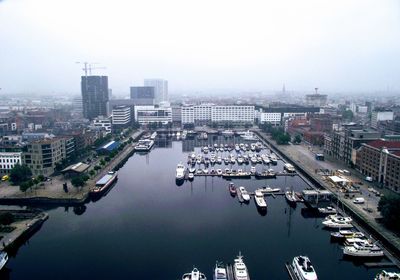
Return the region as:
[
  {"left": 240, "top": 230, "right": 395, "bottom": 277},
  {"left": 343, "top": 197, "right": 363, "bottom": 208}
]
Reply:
[{"left": 253, "top": 130, "right": 400, "bottom": 262}]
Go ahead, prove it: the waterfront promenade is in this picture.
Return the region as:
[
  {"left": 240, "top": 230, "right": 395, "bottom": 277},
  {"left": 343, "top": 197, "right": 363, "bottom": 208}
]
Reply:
[
  {"left": 254, "top": 130, "right": 400, "bottom": 260},
  {"left": 0, "top": 129, "right": 143, "bottom": 205}
]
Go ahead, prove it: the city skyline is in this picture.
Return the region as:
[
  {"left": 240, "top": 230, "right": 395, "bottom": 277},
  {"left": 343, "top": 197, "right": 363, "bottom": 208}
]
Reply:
[{"left": 0, "top": 0, "right": 399, "bottom": 94}]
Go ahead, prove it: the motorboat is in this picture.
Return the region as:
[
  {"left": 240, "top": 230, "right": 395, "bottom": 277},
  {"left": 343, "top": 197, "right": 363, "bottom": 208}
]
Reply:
[
  {"left": 176, "top": 163, "right": 186, "bottom": 180},
  {"left": 318, "top": 206, "right": 337, "bottom": 215},
  {"left": 254, "top": 190, "right": 267, "bottom": 209},
  {"left": 255, "top": 170, "right": 276, "bottom": 179},
  {"left": 322, "top": 219, "right": 353, "bottom": 229},
  {"left": 203, "top": 146, "right": 209, "bottom": 154},
  {"left": 229, "top": 183, "right": 237, "bottom": 196},
  {"left": 250, "top": 157, "right": 257, "bottom": 164},
  {"left": 214, "top": 262, "right": 228, "bottom": 280},
  {"left": 343, "top": 242, "right": 384, "bottom": 258},
  {"left": 217, "top": 169, "right": 223, "bottom": 176},
  {"left": 284, "top": 163, "right": 295, "bottom": 172},
  {"left": 188, "top": 173, "right": 194, "bottom": 180},
  {"left": 292, "top": 256, "right": 318, "bottom": 280},
  {"left": 222, "top": 130, "right": 234, "bottom": 137},
  {"left": 134, "top": 139, "right": 154, "bottom": 152},
  {"left": 375, "top": 270, "right": 400, "bottom": 280},
  {"left": 241, "top": 130, "right": 258, "bottom": 141},
  {"left": 250, "top": 166, "right": 256, "bottom": 174},
  {"left": 285, "top": 190, "right": 297, "bottom": 205},
  {"left": 270, "top": 154, "right": 278, "bottom": 165},
  {"left": 0, "top": 251, "right": 8, "bottom": 271},
  {"left": 330, "top": 230, "right": 364, "bottom": 240},
  {"left": 203, "top": 168, "right": 209, "bottom": 174},
  {"left": 189, "top": 167, "right": 196, "bottom": 173},
  {"left": 182, "top": 267, "right": 207, "bottom": 280},
  {"left": 260, "top": 187, "right": 281, "bottom": 193},
  {"left": 238, "top": 187, "right": 250, "bottom": 203},
  {"left": 325, "top": 214, "right": 352, "bottom": 223},
  {"left": 233, "top": 252, "right": 250, "bottom": 280}
]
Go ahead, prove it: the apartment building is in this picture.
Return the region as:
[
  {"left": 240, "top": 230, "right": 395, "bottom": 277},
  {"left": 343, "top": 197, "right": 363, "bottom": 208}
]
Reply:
[{"left": 0, "top": 152, "right": 22, "bottom": 175}]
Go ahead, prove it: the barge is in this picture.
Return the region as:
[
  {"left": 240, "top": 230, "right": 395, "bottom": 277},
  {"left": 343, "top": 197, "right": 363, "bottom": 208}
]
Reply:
[{"left": 91, "top": 171, "right": 118, "bottom": 196}]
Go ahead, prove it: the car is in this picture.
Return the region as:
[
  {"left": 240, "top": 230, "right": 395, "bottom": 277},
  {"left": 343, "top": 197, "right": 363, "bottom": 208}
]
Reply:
[
  {"left": 365, "top": 176, "right": 373, "bottom": 182},
  {"left": 353, "top": 197, "right": 365, "bottom": 204}
]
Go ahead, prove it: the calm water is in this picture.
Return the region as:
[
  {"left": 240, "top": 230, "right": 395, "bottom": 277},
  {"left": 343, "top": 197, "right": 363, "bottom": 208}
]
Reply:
[{"left": 1, "top": 136, "right": 395, "bottom": 279}]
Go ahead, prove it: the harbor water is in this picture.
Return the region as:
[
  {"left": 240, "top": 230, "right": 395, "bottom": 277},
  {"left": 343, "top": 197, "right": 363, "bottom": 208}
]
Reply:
[{"left": 2, "top": 136, "right": 397, "bottom": 279}]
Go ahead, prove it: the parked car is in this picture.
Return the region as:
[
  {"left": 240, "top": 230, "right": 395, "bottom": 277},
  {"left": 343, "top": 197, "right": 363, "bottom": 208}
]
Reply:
[{"left": 353, "top": 197, "right": 365, "bottom": 204}]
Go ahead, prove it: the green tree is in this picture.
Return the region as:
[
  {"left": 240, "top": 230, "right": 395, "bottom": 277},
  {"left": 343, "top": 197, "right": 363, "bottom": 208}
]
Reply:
[
  {"left": 0, "top": 212, "right": 14, "bottom": 225},
  {"left": 378, "top": 195, "right": 400, "bottom": 233},
  {"left": 89, "top": 170, "right": 95, "bottom": 177},
  {"left": 19, "top": 181, "right": 32, "bottom": 192},
  {"left": 82, "top": 174, "right": 90, "bottom": 182},
  {"left": 94, "top": 165, "right": 101, "bottom": 171},
  {"left": 10, "top": 164, "right": 32, "bottom": 185},
  {"left": 37, "top": 175, "right": 45, "bottom": 182},
  {"left": 293, "top": 134, "right": 302, "bottom": 144},
  {"left": 342, "top": 109, "right": 354, "bottom": 121},
  {"left": 71, "top": 176, "right": 85, "bottom": 188}
]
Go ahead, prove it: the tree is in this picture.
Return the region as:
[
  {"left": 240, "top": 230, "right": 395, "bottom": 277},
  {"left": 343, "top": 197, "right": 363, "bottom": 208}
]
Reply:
[
  {"left": 0, "top": 212, "right": 14, "bottom": 225},
  {"left": 342, "top": 109, "right": 354, "bottom": 121},
  {"left": 378, "top": 195, "right": 400, "bottom": 233},
  {"left": 94, "top": 165, "right": 101, "bottom": 171},
  {"left": 71, "top": 176, "right": 85, "bottom": 188},
  {"left": 82, "top": 174, "right": 90, "bottom": 182},
  {"left": 37, "top": 175, "right": 45, "bottom": 182},
  {"left": 10, "top": 164, "right": 32, "bottom": 185},
  {"left": 293, "top": 135, "right": 302, "bottom": 144},
  {"left": 89, "top": 170, "right": 95, "bottom": 177},
  {"left": 19, "top": 181, "right": 32, "bottom": 192}
]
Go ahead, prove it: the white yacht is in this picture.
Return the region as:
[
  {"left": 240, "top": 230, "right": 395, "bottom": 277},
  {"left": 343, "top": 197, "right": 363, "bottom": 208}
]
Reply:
[
  {"left": 0, "top": 251, "right": 8, "bottom": 271},
  {"left": 222, "top": 129, "right": 234, "bottom": 137},
  {"left": 233, "top": 252, "right": 250, "bottom": 280},
  {"left": 318, "top": 206, "right": 337, "bottom": 215},
  {"left": 182, "top": 268, "right": 207, "bottom": 280},
  {"left": 134, "top": 139, "right": 154, "bottom": 152},
  {"left": 375, "top": 270, "right": 400, "bottom": 280},
  {"left": 241, "top": 130, "right": 258, "bottom": 141},
  {"left": 188, "top": 173, "right": 194, "bottom": 180},
  {"left": 343, "top": 242, "right": 384, "bottom": 258},
  {"left": 254, "top": 190, "right": 267, "bottom": 209},
  {"left": 325, "top": 214, "right": 352, "bottom": 223},
  {"left": 284, "top": 163, "right": 295, "bottom": 172},
  {"left": 176, "top": 163, "right": 186, "bottom": 180},
  {"left": 292, "top": 256, "right": 318, "bottom": 280},
  {"left": 214, "top": 262, "right": 228, "bottom": 280},
  {"left": 270, "top": 154, "right": 278, "bottom": 164},
  {"left": 322, "top": 219, "right": 353, "bottom": 229},
  {"left": 238, "top": 187, "right": 250, "bottom": 202}
]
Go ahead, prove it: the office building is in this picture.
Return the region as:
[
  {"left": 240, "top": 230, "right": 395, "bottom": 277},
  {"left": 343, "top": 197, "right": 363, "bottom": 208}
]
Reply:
[
  {"left": 144, "top": 79, "right": 168, "bottom": 104},
  {"left": 134, "top": 105, "right": 172, "bottom": 125},
  {"left": 357, "top": 140, "right": 400, "bottom": 193},
  {"left": 371, "top": 110, "right": 394, "bottom": 129},
  {"left": 92, "top": 116, "right": 112, "bottom": 135},
  {"left": 0, "top": 152, "right": 22, "bottom": 175},
  {"left": 130, "top": 86, "right": 155, "bottom": 105},
  {"left": 112, "top": 106, "right": 131, "bottom": 128},
  {"left": 81, "top": 76, "right": 109, "bottom": 120},
  {"left": 23, "top": 138, "right": 67, "bottom": 176},
  {"left": 305, "top": 89, "right": 328, "bottom": 107}
]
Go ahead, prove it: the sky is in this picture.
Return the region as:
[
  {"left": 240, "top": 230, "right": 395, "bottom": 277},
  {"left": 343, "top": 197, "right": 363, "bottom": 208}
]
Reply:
[{"left": 0, "top": 0, "right": 399, "bottom": 95}]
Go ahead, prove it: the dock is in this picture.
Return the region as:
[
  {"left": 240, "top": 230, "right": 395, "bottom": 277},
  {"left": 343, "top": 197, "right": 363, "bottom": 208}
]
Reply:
[{"left": 364, "top": 262, "right": 398, "bottom": 268}]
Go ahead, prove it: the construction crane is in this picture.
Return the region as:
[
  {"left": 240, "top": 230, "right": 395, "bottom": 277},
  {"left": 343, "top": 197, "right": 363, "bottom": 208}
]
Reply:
[{"left": 76, "top": 61, "right": 107, "bottom": 76}]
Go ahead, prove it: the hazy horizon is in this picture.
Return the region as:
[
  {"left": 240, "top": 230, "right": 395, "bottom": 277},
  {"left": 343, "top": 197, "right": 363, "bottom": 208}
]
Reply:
[{"left": 1, "top": 0, "right": 399, "bottom": 95}]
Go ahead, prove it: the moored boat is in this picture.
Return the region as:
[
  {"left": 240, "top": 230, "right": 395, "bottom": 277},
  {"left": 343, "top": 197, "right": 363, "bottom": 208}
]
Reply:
[
  {"left": 229, "top": 183, "right": 237, "bottom": 196},
  {"left": 292, "top": 255, "right": 318, "bottom": 280},
  {"left": 233, "top": 252, "right": 250, "bottom": 280},
  {"left": 91, "top": 171, "right": 118, "bottom": 195},
  {"left": 214, "top": 261, "right": 228, "bottom": 280},
  {"left": 322, "top": 219, "right": 353, "bottom": 229},
  {"left": 0, "top": 251, "right": 8, "bottom": 271},
  {"left": 375, "top": 270, "right": 400, "bottom": 280},
  {"left": 182, "top": 267, "right": 207, "bottom": 280},
  {"left": 134, "top": 139, "right": 154, "bottom": 152},
  {"left": 343, "top": 242, "right": 384, "bottom": 258},
  {"left": 238, "top": 186, "right": 250, "bottom": 203},
  {"left": 254, "top": 190, "right": 267, "bottom": 210},
  {"left": 318, "top": 206, "right": 337, "bottom": 215},
  {"left": 176, "top": 163, "right": 186, "bottom": 180}
]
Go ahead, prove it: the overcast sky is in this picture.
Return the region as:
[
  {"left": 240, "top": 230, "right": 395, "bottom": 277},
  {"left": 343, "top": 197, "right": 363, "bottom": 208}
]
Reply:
[{"left": 0, "top": 0, "right": 399, "bottom": 95}]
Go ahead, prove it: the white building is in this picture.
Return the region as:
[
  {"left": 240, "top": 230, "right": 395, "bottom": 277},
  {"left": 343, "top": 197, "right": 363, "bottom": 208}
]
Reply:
[
  {"left": 92, "top": 116, "right": 112, "bottom": 135},
  {"left": 260, "top": 112, "right": 281, "bottom": 125},
  {"left": 134, "top": 105, "right": 172, "bottom": 125},
  {"left": 371, "top": 111, "right": 394, "bottom": 129},
  {"left": 144, "top": 79, "right": 168, "bottom": 104},
  {"left": 211, "top": 105, "right": 255, "bottom": 123},
  {"left": 181, "top": 104, "right": 255, "bottom": 125},
  {"left": 112, "top": 106, "right": 131, "bottom": 128},
  {"left": 0, "top": 152, "right": 22, "bottom": 175},
  {"left": 181, "top": 105, "right": 194, "bottom": 124}
]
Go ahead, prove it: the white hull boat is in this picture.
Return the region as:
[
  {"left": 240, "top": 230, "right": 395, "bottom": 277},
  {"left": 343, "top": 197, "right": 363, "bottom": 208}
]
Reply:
[{"left": 292, "top": 255, "right": 318, "bottom": 280}]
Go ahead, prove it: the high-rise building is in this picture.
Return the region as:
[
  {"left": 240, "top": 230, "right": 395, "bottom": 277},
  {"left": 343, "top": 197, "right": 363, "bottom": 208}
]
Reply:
[
  {"left": 130, "top": 86, "right": 155, "bottom": 105},
  {"left": 144, "top": 79, "right": 168, "bottom": 104},
  {"left": 112, "top": 106, "right": 131, "bottom": 128},
  {"left": 81, "top": 76, "right": 109, "bottom": 120}
]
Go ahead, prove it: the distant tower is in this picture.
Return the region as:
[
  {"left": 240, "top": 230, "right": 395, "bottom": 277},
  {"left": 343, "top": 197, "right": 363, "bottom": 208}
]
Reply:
[
  {"left": 144, "top": 79, "right": 168, "bottom": 104},
  {"left": 282, "top": 84, "right": 286, "bottom": 94},
  {"left": 81, "top": 76, "right": 109, "bottom": 120}
]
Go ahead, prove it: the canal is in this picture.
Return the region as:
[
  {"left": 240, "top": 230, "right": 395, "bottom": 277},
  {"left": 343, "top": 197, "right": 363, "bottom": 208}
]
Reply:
[{"left": 2, "top": 136, "right": 396, "bottom": 279}]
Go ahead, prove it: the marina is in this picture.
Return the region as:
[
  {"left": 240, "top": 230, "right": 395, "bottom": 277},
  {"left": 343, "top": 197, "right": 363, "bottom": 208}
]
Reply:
[{"left": 3, "top": 133, "right": 399, "bottom": 279}]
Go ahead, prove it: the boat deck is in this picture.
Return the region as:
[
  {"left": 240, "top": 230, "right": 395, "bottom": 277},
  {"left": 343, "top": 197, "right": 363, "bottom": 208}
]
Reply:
[{"left": 285, "top": 262, "right": 298, "bottom": 280}]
